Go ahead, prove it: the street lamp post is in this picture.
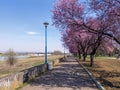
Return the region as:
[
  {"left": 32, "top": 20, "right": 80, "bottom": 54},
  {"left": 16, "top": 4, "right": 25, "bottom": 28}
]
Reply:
[{"left": 43, "top": 22, "right": 49, "bottom": 64}]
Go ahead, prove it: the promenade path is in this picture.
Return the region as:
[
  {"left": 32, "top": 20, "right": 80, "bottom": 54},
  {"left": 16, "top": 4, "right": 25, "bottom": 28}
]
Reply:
[{"left": 20, "top": 57, "right": 98, "bottom": 90}]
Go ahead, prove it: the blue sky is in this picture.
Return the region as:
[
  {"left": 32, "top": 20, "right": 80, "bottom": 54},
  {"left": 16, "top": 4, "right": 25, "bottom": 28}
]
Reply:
[{"left": 0, "top": 0, "right": 64, "bottom": 52}]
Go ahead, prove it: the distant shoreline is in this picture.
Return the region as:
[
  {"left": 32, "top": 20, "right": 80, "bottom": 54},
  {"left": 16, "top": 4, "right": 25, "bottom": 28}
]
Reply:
[{"left": 0, "top": 54, "right": 52, "bottom": 61}]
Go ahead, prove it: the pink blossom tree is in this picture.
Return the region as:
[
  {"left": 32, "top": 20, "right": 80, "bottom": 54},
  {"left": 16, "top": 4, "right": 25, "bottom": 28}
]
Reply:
[
  {"left": 62, "top": 29, "right": 82, "bottom": 58},
  {"left": 52, "top": 0, "right": 118, "bottom": 66},
  {"left": 62, "top": 28, "right": 96, "bottom": 62},
  {"left": 90, "top": 0, "right": 120, "bottom": 44},
  {"left": 98, "top": 38, "right": 114, "bottom": 54}
]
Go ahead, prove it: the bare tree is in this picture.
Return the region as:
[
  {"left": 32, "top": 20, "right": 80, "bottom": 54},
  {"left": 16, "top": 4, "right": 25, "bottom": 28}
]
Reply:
[{"left": 5, "top": 49, "right": 17, "bottom": 66}]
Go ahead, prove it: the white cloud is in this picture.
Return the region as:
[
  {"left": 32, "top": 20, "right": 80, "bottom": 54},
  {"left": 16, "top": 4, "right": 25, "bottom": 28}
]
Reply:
[{"left": 26, "top": 32, "right": 39, "bottom": 35}]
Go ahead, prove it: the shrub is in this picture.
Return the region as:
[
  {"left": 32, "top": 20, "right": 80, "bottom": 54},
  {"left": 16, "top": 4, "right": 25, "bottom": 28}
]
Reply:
[{"left": 5, "top": 49, "right": 17, "bottom": 66}]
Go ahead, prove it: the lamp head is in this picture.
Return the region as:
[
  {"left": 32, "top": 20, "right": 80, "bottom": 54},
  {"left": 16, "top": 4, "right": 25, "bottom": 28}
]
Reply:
[{"left": 43, "top": 22, "right": 49, "bottom": 27}]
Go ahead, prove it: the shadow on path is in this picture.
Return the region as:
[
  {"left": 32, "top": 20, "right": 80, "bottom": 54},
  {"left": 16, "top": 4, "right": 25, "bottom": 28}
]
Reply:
[{"left": 21, "top": 57, "right": 97, "bottom": 90}]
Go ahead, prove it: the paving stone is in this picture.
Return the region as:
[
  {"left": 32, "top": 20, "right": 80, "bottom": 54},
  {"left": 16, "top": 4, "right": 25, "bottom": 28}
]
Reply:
[{"left": 20, "top": 57, "right": 98, "bottom": 90}]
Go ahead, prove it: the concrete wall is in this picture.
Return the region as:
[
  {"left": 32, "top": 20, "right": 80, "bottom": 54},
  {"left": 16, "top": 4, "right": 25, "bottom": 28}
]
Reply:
[{"left": 0, "top": 59, "right": 60, "bottom": 90}]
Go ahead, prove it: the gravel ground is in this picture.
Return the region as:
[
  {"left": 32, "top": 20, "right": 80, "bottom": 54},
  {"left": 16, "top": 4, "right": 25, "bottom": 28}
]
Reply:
[{"left": 20, "top": 57, "right": 98, "bottom": 90}]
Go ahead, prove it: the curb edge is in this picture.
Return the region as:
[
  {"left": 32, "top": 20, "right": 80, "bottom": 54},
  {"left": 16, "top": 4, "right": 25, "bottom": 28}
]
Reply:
[{"left": 76, "top": 59, "right": 105, "bottom": 90}]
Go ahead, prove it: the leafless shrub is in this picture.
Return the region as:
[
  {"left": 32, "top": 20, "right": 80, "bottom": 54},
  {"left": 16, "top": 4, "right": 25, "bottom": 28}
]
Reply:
[{"left": 5, "top": 49, "right": 17, "bottom": 66}]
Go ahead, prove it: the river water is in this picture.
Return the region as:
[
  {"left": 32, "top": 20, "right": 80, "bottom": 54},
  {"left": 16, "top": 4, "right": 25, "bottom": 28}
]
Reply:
[
  {"left": 0, "top": 54, "right": 48, "bottom": 61},
  {"left": 0, "top": 56, "right": 30, "bottom": 61}
]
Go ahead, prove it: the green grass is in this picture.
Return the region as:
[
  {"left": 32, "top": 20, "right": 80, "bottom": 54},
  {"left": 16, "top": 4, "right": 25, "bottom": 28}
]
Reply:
[
  {"left": 95, "top": 56, "right": 116, "bottom": 60},
  {"left": 86, "top": 55, "right": 116, "bottom": 60}
]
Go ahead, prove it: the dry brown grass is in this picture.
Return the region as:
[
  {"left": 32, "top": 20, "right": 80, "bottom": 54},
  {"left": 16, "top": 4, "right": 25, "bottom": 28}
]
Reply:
[
  {"left": 81, "top": 57, "right": 120, "bottom": 90},
  {"left": 0, "top": 55, "right": 63, "bottom": 78}
]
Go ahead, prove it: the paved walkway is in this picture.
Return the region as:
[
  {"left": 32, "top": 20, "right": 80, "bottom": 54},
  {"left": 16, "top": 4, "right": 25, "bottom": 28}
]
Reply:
[{"left": 20, "top": 57, "right": 98, "bottom": 90}]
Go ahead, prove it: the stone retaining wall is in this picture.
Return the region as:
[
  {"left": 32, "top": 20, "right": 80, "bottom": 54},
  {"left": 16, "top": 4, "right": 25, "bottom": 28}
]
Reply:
[{"left": 0, "top": 59, "right": 60, "bottom": 90}]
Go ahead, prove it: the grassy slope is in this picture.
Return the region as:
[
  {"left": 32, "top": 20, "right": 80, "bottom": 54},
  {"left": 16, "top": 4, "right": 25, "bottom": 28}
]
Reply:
[
  {"left": 0, "top": 55, "right": 63, "bottom": 78},
  {"left": 81, "top": 56, "right": 120, "bottom": 90}
]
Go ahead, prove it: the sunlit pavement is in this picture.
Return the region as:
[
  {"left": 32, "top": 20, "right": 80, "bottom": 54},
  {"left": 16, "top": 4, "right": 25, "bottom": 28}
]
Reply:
[{"left": 20, "top": 57, "right": 98, "bottom": 90}]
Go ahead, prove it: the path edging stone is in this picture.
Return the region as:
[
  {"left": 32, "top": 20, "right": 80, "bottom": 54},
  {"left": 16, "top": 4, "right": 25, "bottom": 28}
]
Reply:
[{"left": 76, "top": 58, "right": 105, "bottom": 90}]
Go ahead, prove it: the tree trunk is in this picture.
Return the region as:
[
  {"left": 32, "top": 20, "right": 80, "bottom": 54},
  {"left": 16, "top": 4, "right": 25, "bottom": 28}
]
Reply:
[
  {"left": 73, "top": 53, "right": 77, "bottom": 57},
  {"left": 90, "top": 54, "right": 94, "bottom": 67},
  {"left": 78, "top": 49, "right": 81, "bottom": 59},
  {"left": 78, "top": 53, "right": 81, "bottom": 59},
  {"left": 83, "top": 54, "right": 87, "bottom": 61}
]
